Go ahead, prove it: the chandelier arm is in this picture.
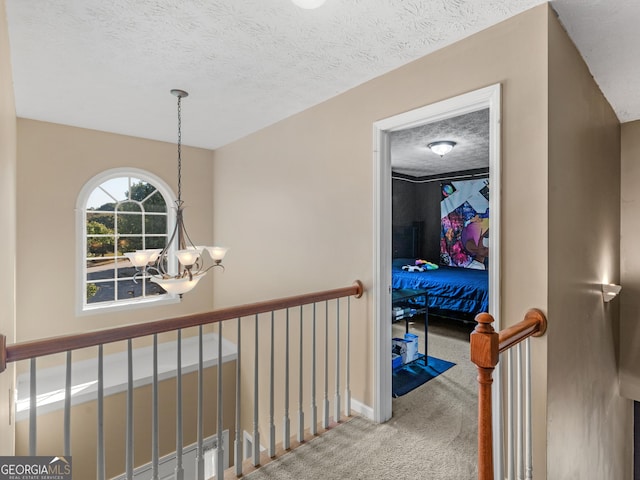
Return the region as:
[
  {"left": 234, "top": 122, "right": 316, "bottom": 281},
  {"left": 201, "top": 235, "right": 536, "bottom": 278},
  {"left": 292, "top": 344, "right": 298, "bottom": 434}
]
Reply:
[
  {"left": 131, "top": 268, "right": 147, "bottom": 284},
  {"left": 154, "top": 209, "right": 182, "bottom": 277},
  {"left": 201, "top": 263, "right": 226, "bottom": 274},
  {"left": 146, "top": 265, "right": 162, "bottom": 277},
  {"left": 179, "top": 218, "right": 200, "bottom": 251}
]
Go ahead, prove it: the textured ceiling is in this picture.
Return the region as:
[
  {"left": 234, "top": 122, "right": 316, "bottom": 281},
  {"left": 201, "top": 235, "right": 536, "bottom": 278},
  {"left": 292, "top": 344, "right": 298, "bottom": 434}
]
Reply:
[
  {"left": 5, "top": 0, "right": 640, "bottom": 153},
  {"left": 551, "top": 0, "right": 640, "bottom": 123},
  {"left": 391, "top": 109, "right": 489, "bottom": 178}
]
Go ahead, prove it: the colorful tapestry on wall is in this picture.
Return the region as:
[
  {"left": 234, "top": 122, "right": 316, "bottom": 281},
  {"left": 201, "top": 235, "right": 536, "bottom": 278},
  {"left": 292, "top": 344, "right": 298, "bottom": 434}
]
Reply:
[{"left": 440, "top": 178, "right": 489, "bottom": 269}]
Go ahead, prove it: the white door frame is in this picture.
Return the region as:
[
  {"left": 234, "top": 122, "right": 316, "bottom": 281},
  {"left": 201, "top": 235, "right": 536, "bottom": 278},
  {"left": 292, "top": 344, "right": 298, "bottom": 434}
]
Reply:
[{"left": 372, "top": 83, "right": 503, "bottom": 474}]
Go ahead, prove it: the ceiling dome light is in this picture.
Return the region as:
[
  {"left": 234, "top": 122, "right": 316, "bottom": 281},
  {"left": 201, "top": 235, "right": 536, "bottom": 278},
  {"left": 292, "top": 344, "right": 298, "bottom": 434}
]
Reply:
[
  {"left": 427, "top": 140, "right": 457, "bottom": 157},
  {"left": 292, "top": 0, "right": 326, "bottom": 9}
]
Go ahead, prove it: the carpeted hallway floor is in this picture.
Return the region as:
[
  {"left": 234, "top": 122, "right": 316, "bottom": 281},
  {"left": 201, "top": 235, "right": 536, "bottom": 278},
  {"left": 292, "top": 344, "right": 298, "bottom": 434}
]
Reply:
[{"left": 244, "top": 317, "right": 478, "bottom": 480}]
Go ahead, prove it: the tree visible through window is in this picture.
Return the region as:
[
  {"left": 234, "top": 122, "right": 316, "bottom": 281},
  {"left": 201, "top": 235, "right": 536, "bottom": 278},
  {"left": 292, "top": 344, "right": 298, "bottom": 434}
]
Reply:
[{"left": 82, "top": 173, "right": 173, "bottom": 309}]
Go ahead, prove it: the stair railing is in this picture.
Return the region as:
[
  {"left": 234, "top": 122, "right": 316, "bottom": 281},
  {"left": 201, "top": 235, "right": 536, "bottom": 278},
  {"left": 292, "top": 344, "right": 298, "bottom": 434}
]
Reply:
[
  {"left": 470, "top": 308, "right": 547, "bottom": 480},
  {"left": 0, "top": 280, "right": 363, "bottom": 480}
]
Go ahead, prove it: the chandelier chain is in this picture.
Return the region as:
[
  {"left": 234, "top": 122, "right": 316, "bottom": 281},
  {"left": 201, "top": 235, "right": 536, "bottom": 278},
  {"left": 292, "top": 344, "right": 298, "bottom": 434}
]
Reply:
[{"left": 177, "top": 95, "right": 182, "bottom": 204}]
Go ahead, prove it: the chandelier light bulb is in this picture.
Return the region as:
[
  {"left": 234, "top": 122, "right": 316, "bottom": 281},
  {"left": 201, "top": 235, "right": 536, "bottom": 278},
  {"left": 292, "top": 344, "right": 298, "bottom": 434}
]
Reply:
[{"left": 175, "top": 249, "right": 201, "bottom": 267}]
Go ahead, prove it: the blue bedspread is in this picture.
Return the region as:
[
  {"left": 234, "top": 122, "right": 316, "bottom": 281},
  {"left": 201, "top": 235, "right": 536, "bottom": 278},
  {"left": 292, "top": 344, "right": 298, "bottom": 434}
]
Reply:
[{"left": 392, "top": 258, "right": 489, "bottom": 314}]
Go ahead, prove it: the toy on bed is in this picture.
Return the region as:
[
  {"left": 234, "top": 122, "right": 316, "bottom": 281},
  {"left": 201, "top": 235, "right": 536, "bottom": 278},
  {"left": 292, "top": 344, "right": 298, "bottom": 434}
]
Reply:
[
  {"left": 401, "top": 259, "right": 439, "bottom": 272},
  {"left": 402, "top": 264, "right": 425, "bottom": 272},
  {"left": 415, "top": 259, "right": 438, "bottom": 270}
]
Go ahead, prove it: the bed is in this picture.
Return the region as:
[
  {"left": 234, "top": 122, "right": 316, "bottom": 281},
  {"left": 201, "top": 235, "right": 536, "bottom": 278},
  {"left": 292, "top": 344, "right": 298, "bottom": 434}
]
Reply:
[
  {"left": 392, "top": 258, "right": 488, "bottom": 321},
  {"left": 391, "top": 177, "right": 490, "bottom": 322}
]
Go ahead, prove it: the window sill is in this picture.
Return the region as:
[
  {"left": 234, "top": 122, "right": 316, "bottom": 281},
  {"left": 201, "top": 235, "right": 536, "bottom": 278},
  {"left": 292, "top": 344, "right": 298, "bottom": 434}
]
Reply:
[{"left": 79, "top": 294, "right": 180, "bottom": 316}]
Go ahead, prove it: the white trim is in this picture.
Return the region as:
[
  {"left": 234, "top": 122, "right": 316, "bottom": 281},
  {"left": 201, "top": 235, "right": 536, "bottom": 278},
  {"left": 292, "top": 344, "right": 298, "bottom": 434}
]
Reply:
[
  {"left": 75, "top": 167, "right": 178, "bottom": 315},
  {"left": 349, "top": 398, "right": 374, "bottom": 420},
  {"left": 242, "top": 430, "right": 266, "bottom": 461},
  {"left": 373, "top": 84, "right": 502, "bottom": 475},
  {"left": 111, "top": 431, "right": 229, "bottom": 480}
]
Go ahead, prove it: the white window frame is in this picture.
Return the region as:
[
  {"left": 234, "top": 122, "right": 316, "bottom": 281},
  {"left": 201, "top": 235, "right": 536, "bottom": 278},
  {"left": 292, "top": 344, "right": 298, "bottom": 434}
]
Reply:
[{"left": 76, "top": 167, "right": 179, "bottom": 315}]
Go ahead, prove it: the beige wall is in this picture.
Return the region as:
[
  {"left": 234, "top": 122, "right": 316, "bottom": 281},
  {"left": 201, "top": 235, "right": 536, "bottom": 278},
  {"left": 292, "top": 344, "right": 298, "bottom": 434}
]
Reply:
[
  {"left": 620, "top": 121, "right": 640, "bottom": 401},
  {"left": 7, "top": 3, "right": 633, "bottom": 477},
  {"left": 16, "top": 119, "right": 218, "bottom": 342},
  {"left": 0, "top": 0, "right": 17, "bottom": 456},
  {"left": 547, "top": 8, "right": 631, "bottom": 479},
  {"left": 16, "top": 362, "right": 236, "bottom": 479},
  {"left": 213, "top": 4, "right": 550, "bottom": 476}
]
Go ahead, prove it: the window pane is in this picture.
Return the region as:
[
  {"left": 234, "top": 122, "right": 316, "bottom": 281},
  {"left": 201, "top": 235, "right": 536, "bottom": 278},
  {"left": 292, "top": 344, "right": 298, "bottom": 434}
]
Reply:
[
  {"left": 128, "top": 180, "right": 156, "bottom": 203},
  {"left": 87, "top": 258, "right": 115, "bottom": 280},
  {"left": 118, "top": 202, "right": 142, "bottom": 213},
  {"left": 116, "top": 264, "right": 138, "bottom": 280},
  {"left": 117, "top": 278, "right": 141, "bottom": 300},
  {"left": 87, "top": 200, "right": 116, "bottom": 212},
  {"left": 145, "top": 281, "right": 166, "bottom": 296},
  {"left": 145, "top": 214, "right": 167, "bottom": 235},
  {"left": 87, "top": 280, "right": 115, "bottom": 304},
  {"left": 87, "top": 236, "right": 116, "bottom": 258},
  {"left": 87, "top": 212, "right": 115, "bottom": 233},
  {"left": 97, "top": 178, "right": 131, "bottom": 203},
  {"left": 117, "top": 236, "right": 143, "bottom": 254},
  {"left": 118, "top": 212, "right": 143, "bottom": 235},
  {"left": 143, "top": 191, "right": 168, "bottom": 212},
  {"left": 144, "top": 236, "right": 167, "bottom": 250}
]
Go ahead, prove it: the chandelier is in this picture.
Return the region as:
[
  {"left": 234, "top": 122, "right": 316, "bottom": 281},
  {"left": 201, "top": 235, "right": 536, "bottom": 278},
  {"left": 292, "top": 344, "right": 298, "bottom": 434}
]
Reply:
[{"left": 124, "top": 89, "right": 227, "bottom": 296}]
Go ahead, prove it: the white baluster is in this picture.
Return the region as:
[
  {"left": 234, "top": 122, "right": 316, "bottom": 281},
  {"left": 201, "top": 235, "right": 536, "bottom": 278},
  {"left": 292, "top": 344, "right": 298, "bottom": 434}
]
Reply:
[
  {"left": 517, "top": 343, "right": 524, "bottom": 480},
  {"left": 507, "top": 349, "right": 515, "bottom": 479},
  {"left": 310, "top": 303, "right": 317, "bottom": 436},
  {"left": 197, "top": 326, "right": 204, "bottom": 479},
  {"left": 334, "top": 299, "right": 341, "bottom": 423},
  {"left": 297, "top": 305, "right": 305, "bottom": 442},
  {"left": 151, "top": 336, "right": 158, "bottom": 480},
  {"left": 235, "top": 317, "right": 243, "bottom": 476},
  {"left": 64, "top": 351, "right": 72, "bottom": 456},
  {"left": 283, "top": 308, "right": 291, "bottom": 450},
  {"left": 524, "top": 339, "right": 533, "bottom": 480},
  {"left": 175, "top": 331, "right": 184, "bottom": 480},
  {"left": 29, "top": 358, "right": 36, "bottom": 455},
  {"left": 253, "top": 314, "right": 261, "bottom": 467},
  {"left": 126, "top": 339, "right": 134, "bottom": 480},
  {"left": 323, "top": 301, "right": 329, "bottom": 429},
  {"left": 269, "top": 312, "right": 276, "bottom": 457},
  {"left": 345, "top": 296, "right": 351, "bottom": 417},
  {"left": 217, "top": 322, "right": 225, "bottom": 480},
  {"left": 97, "top": 345, "right": 105, "bottom": 480}
]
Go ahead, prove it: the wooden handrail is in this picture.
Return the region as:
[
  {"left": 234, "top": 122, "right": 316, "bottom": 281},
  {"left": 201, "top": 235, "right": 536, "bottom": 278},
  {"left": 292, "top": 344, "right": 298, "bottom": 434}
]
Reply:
[
  {"left": 499, "top": 308, "right": 547, "bottom": 353},
  {"left": 470, "top": 308, "right": 547, "bottom": 480},
  {"left": 0, "top": 280, "right": 364, "bottom": 373}
]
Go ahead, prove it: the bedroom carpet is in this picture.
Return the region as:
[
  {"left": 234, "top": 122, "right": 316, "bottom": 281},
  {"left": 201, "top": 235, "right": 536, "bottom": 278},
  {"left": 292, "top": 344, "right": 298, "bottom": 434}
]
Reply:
[
  {"left": 392, "top": 354, "right": 456, "bottom": 397},
  {"left": 243, "top": 318, "right": 478, "bottom": 480}
]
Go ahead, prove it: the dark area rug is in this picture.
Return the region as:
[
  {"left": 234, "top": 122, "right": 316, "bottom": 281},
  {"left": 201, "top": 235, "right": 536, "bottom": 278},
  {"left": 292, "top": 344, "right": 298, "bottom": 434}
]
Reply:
[{"left": 392, "top": 354, "right": 456, "bottom": 397}]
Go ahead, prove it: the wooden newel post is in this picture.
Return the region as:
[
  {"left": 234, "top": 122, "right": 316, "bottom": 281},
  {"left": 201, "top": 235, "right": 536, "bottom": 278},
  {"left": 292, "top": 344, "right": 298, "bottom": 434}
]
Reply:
[{"left": 470, "top": 313, "right": 499, "bottom": 480}]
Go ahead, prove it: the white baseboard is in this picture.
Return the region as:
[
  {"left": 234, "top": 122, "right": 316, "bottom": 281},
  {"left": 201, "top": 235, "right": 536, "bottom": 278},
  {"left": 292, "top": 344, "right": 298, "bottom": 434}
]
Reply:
[{"left": 350, "top": 398, "right": 374, "bottom": 420}]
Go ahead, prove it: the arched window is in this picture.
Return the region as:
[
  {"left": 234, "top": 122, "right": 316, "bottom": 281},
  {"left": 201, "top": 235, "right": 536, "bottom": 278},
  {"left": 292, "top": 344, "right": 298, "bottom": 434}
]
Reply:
[{"left": 77, "top": 168, "right": 178, "bottom": 313}]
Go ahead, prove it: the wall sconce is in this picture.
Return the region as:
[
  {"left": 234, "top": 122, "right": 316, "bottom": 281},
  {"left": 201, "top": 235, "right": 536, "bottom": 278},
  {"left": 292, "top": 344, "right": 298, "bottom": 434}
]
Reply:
[{"left": 602, "top": 284, "right": 622, "bottom": 302}]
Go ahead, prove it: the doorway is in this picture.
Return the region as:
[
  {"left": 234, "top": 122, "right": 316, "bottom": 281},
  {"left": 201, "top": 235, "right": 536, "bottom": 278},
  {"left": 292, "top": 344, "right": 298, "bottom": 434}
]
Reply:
[{"left": 372, "top": 83, "right": 502, "bottom": 468}]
